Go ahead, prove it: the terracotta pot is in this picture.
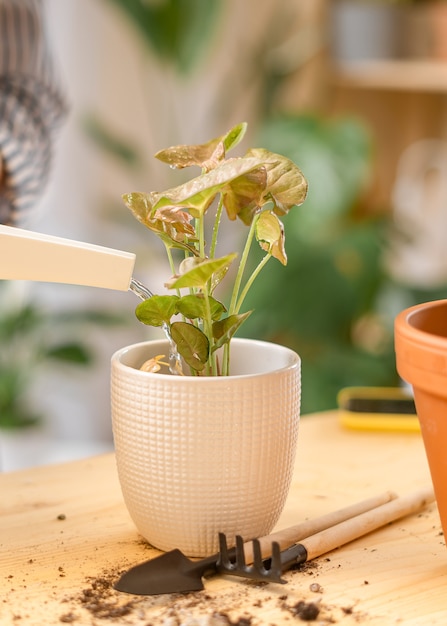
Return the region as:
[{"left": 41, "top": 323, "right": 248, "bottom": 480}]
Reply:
[
  {"left": 395, "top": 299, "right": 447, "bottom": 538},
  {"left": 111, "top": 337, "right": 300, "bottom": 556}
]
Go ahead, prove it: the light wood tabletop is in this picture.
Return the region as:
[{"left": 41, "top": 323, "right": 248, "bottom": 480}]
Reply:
[{"left": 1, "top": 411, "right": 446, "bottom": 626}]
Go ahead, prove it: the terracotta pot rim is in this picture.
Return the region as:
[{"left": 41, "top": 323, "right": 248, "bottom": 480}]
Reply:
[{"left": 395, "top": 299, "right": 447, "bottom": 350}]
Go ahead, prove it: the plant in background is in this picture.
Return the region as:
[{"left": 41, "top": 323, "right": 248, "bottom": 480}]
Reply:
[
  {"left": 122, "top": 122, "right": 308, "bottom": 376},
  {"left": 104, "top": 0, "right": 223, "bottom": 76},
  {"left": 242, "top": 114, "right": 398, "bottom": 413},
  {"left": 0, "top": 292, "right": 123, "bottom": 430}
]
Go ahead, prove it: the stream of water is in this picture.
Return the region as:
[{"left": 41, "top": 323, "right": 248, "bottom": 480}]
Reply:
[{"left": 129, "top": 278, "right": 183, "bottom": 375}]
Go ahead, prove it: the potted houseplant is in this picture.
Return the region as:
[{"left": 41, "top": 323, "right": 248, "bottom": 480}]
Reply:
[{"left": 111, "top": 122, "right": 308, "bottom": 556}]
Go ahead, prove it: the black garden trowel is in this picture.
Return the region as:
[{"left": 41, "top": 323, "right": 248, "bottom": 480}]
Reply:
[{"left": 114, "top": 491, "right": 397, "bottom": 596}]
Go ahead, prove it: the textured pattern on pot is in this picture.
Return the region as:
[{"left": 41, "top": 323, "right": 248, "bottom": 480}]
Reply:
[{"left": 111, "top": 337, "right": 301, "bottom": 557}]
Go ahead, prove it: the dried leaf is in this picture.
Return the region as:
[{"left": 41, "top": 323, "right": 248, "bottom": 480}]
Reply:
[
  {"left": 153, "top": 205, "right": 196, "bottom": 237},
  {"left": 122, "top": 192, "right": 198, "bottom": 253},
  {"left": 154, "top": 122, "right": 247, "bottom": 171},
  {"left": 140, "top": 355, "right": 170, "bottom": 373},
  {"left": 152, "top": 157, "right": 264, "bottom": 218},
  {"left": 256, "top": 210, "right": 287, "bottom": 265},
  {"left": 222, "top": 166, "right": 267, "bottom": 223},
  {"left": 245, "top": 148, "right": 308, "bottom": 215}
]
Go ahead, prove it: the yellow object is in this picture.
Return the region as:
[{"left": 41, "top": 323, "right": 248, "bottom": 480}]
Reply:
[{"left": 337, "top": 386, "right": 420, "bottom": 433}]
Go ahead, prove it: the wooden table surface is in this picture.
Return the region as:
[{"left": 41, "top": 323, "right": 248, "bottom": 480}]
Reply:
[{"left": 1, "top": 411, "right": 446, "bottom": 626}]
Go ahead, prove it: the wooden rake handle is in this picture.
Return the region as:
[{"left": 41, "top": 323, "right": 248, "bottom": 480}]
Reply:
[
  {"left": 301, "top": 486, "right": 435, "bottom": 561},
  {"left": 243, "top": 490, "right": 398, "bottom": 563}
]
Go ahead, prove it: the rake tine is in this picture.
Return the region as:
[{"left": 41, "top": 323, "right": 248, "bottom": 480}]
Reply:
[
  {"left": 217, "top": 535, "right": 287, "bottom": 584},
  {"left": 269, "top": 542, "right": 286, "bottom": 583},
  {"left": 236, "top": 535, "right": 246, "bottom": 568},
  {"left": 252, "top": 538, "right": 285, "bottom": 582},
  {"left": 218, "top": 532, "right": 232, "bottom": 569},
  {"left": 252, "top": 537, "right": 263, "bottom": 571}
]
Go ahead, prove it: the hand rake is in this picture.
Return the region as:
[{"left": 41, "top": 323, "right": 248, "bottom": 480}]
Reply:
[
  {"left": 216, "top": 487, "right": 435, "bottom": 584},
  {"left": 114, "top": 490, "right": 398, "bottom": 596}
]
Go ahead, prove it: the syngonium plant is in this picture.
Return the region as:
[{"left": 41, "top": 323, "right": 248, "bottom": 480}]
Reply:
[{"left": 122, "top": 122, "right": 308, "bottom": 376}]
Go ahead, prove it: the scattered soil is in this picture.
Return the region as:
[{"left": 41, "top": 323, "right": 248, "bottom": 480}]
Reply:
[
  {"left": 57, "top": 563, "right": 367, "bottom": 625},
  {"left": 62, "top": 567, "right": 137, "bottom": 623},
  {"left": 290, "top": 600, "right": 321, "bottom": 621}
]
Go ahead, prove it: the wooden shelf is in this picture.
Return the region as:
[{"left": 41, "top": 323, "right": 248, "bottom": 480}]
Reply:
[{"left": 333, "top": 59, "right": 447, "bottom": 93}]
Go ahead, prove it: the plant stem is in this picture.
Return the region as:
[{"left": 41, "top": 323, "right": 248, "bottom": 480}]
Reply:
[
  {"left": 203, "top": 289, "right": 218, "bottom": 375},
  {"left": 197, "top": 216, "right": 206, "bottom": 259},
  {"left": 165, "top": 246, "right": 181, "bottom": 297},
  {"left": 222, "top": 214, "right": 260, "bottom": 376},
  {"left": 228, "top": 213, "right": 259, "bottom": 315},
  {"left": 210, "top": 196, "right": 224, "bottom": 259},
  {"left": 196, "top": 210, "right": 218, "bottom": 374},
  {"left": 222, "top": 341, "right": 231, "bottom": 376},
  {"left": 235, "top": 252, "right": 272, "bottom": 314}
]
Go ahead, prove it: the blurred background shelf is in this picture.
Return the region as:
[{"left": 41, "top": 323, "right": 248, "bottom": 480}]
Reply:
[
  {"left": 333, "top": 59, "right": 447, "bottom": 93},
  {"left": 5, "top": 0, "right": 447, "bottom": 469}
]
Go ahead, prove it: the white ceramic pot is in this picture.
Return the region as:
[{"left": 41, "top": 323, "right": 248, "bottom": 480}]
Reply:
[{"left": 111, "top": 337, "right": 300, "bottom": 556}]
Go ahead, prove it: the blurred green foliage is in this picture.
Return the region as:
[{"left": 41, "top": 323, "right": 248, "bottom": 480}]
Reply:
[
  {"left": 242, "top": 115, "right": 399, "bottom": 413},
  {"left": 0, "top": 292, "right": 124, "bottom": 429},
  {"left": 104, "top": 0, "right": 223, "bottom": 75},
  {"left": 90, "top": 2, "right": 447, "bottom": 413}
]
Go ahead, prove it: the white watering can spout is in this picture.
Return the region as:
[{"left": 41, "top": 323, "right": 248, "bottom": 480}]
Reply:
[
  {"left": 0, "top": 224, "right": 152, "bottom": 299},
  {"left": 0, "top": 225, "right": 185, "bottom": 372}
]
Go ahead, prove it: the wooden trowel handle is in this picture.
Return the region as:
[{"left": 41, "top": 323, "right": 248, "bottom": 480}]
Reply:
[
  {"left": 243, "top": 490, "right": 397, "bottom": 563},
  {"left": 0, "top": 224, "right": 136, "bottom": 291},
  {"left": 302, "top": 486, "right": 435, "bottom": 561}
]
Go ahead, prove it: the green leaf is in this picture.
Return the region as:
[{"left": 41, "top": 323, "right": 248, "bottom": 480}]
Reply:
[
  {"left": 177, "top": 294, "right": 226, "bottom": 321},
  {"left": 170, "top": 321, "right": 209, "bottom": 371},
  {"left": 135, "top": 295, "right": 179, "bottom": 327},
  {"left": 223, "top": 122, "right": 247, "bottom": 152},
  {"left": 208, "top": 297, "right": 227, "bottom": 320},
  {"left": 256, "top": 210, "right": 287, "bottom": 265},
  {"left": 212, "top": 311, "right": 252, "bottom": 350},
  {"left": 166, "top": 253, "right": 237, "bottom": 290}
]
